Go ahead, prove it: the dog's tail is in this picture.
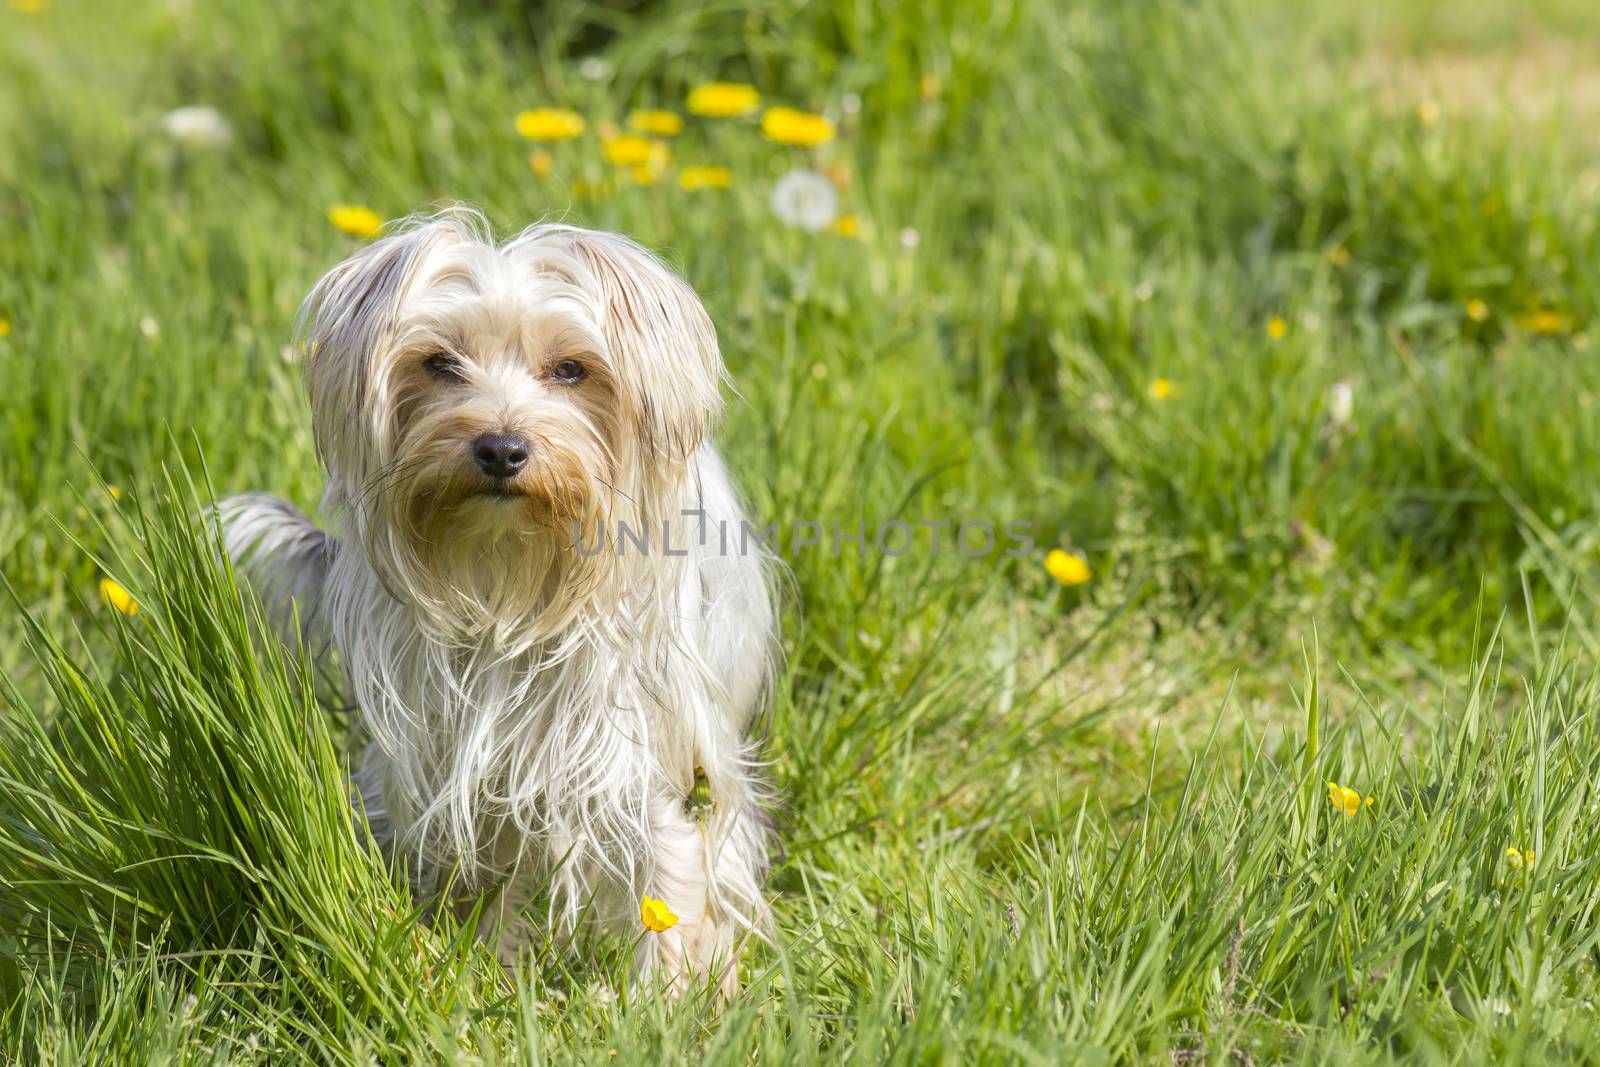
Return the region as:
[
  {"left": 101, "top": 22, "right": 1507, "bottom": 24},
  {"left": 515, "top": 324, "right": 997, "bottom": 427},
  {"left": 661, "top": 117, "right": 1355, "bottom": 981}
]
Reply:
[{"left": 218, "top": 493, "right": 333, "bottom": 661}]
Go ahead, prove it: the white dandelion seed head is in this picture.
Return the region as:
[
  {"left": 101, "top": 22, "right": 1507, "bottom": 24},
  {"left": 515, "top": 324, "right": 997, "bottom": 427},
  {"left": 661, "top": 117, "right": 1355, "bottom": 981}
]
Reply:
[
  {"left": 139, "top": 316, "right": 159, "bottom": 339},
  {"left": 578, "top": 56, "right": 611, "bottom": 81},
  {"left": 769, "top": 169, "right": 838, "bottom": 232},
  {"left": 161, "top": 105, "right": 232, "bottom": 147},
  {"left": 899, "top": 226, "right": 921, "bottom": 252},
  {"left": 1329, "top": 380, "right": 1354, "bottom": 426},
  {"left": 841, "top": 92, "right": 862, "bottom": 115}
]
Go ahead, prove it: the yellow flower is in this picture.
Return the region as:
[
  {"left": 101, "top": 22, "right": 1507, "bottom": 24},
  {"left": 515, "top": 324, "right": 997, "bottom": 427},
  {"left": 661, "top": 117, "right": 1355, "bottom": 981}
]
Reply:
[
  {"left": 761, "top": 107, "right": 836, "bottom": 147},
  {"left": 515, "top": 108, "right": 584, "bottom": 141},
  {"left": 1466, "top": 299, "right": 1489, "bottom": 323},
  {"left": 528, "top": 150, "right": 553, "bottom": 178},
  {"left": 1506, "top": 847, "right": 1535, "bottom": 869},
  {"left": 98, "top": 578, "right": 138, "bottom": 616},
  {"left": 678, "top": 165, "right": 733, "bottom": 191},
  {"left": 602, "top": 134, "right": 654, "bottom": 166},
  {"left": 1417, "top": 99, "right": 1440, "bottom": 126},
  {"left": 1045, "top": 549, "right": 1091, "bottom": 587},
  {"left": 1328, "top": 245, "right": 1350, "bottom": 267},
  {"left": 1148, "top": 377, "right": 1175, "bottom": 401},
  {"left": 327, "top": 205, "right": 384, "bottom": 239},
  {"left": 628, "top": 165, "right": 659, "bottom": 186},
  {"left": 686, "top": 82, "right": 760, "bottom": 118},
  {"left": 833, "top": 214, "right": 860, "bottom": 238},
  {"left": 106, "top": 484, "right": 122, "bottom": 500},
  {"left": 0, "top": 318, "right": 10, "bottom": 337},
  {"left": 1519, "top": 309, "right": 1572, "bottom": 335},
  {"left": 1266, "top": 316, "right": 1288, "bottom": 340},
  {"left": 628, "top": 109, "right": 683, "bottom": 137},
  {"left": 11, "top": 0, "right": 47, "bottom": 12},
  {"left": 1326, "top": 782, "right": 1361, "bottom": 817},
  {"left": 640, "top": 895, "right": 678, "bottom": 932}
]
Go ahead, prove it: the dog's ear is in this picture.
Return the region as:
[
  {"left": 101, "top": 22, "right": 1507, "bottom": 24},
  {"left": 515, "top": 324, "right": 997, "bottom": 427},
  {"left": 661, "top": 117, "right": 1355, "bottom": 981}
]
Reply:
[
  {"left": 529, "top": 227, "right": 724, "bottom": 463},
  {"left": 297, "top": 216, "right": 472, "bottom": 484}
]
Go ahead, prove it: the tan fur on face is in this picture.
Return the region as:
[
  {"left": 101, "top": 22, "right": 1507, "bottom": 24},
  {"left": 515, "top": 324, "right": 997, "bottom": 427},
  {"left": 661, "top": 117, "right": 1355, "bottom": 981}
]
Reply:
[{"left": 296, "top": 210, "right": 722, "bottom": 639}]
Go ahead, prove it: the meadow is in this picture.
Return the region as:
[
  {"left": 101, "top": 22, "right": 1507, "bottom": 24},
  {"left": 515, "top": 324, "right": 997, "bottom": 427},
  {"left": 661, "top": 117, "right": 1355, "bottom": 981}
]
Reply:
[{"left": 3, "top": 0, "right": 1600, "bottom": 1062}]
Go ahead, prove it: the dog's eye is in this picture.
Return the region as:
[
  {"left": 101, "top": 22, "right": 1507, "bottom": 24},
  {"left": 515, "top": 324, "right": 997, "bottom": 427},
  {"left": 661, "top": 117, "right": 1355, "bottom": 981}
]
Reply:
[
  {"left": 425, "top": 353, "right": 465, "bottom": 382},
  {"left": 550, "top": 359, "right": 587, "bottom": 384}
]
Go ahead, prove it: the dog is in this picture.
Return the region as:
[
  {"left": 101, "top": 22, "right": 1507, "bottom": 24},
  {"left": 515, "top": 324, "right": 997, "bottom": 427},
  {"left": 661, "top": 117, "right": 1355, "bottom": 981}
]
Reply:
[{"left": 222, "top": 208, "right": 776, "bottom": 995}]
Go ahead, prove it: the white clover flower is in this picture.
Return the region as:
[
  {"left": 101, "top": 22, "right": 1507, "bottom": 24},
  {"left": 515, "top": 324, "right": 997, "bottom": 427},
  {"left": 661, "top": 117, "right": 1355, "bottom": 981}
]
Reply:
[
  {"left": 161, "top": 105, "right": 232, "bottom": 147},
  {"left": 769, "top": 169, "right": 838, "bottom": 232}
]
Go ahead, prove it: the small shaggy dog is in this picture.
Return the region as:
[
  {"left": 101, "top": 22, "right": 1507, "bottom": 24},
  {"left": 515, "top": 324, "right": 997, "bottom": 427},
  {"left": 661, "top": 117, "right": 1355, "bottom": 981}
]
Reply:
[{"left": 223, "top": 208, "right": 776, "bottom": 994}]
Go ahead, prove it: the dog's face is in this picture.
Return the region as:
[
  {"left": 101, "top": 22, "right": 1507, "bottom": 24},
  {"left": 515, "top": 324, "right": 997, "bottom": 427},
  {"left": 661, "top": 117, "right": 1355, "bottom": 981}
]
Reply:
[{"left": 298, "top": 212, "right": 722, "bottom": 626}]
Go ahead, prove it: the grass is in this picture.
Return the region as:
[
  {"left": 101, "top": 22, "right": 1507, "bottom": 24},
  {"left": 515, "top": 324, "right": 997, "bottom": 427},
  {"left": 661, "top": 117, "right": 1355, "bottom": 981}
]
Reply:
[{"left": 3, "top": 0, "right": 1600, "bottom": 1062}]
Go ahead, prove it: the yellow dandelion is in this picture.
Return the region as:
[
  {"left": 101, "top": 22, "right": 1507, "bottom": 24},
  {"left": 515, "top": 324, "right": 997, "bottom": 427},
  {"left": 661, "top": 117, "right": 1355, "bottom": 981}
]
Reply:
[
  {"left": 11, "top": 0, "right": 47, "bottom": 12},
  {"left": 1466, "top": 299, "right": 1489, "bottom": 323},
  {"left": 1519, "top": 309, "right": 1572, "bottom": 335},
  {"left": 98, "top": 577, "right": 138, "bottom": 616},
  {"left": 628, "top": 109, "right": 683, "bottom": 137},
  {"left": 1266, "top": 316, "right": 1288, "bottom": 340},
  {"left": 1505, "top": 847, "right": 1523, "bottom": 869},
  {"left": 833, "top": 214, "right": 860, "bottom": 238},
  {"left": 1044, "top": 549, "right": 1091, "bottom": 587},
  {"left": 515, "top": 108, "right": 584, "bottom": 142},
  {"left": 1147, "top": 377, "right": 1175, "bottom": 401},
  {"left": 761, "top": 107, "right": 836, "bottom": 147},
  {"left": 1328, "top": 245, "right": 1350, "bottom": 267},
  {"left": 678, "top": 165, "right": 733, "bottom": 191},
  {"left": 686, "top": 82, "right": 760, "bottom": 118},
  {"left": 640, "top": 895, "right": 678, "bottom": 932},
  {"left": 327, "top": 205, "right": 384, "bottom": 239},
  {"left": 0, "top": 318, "right": 10, "bottom": 337},
  {"left": 528, "top": 150, "right": 553, "bottom": 178},
  {"left": 602, "top": 134, "right": 654, "bottom": 166}
]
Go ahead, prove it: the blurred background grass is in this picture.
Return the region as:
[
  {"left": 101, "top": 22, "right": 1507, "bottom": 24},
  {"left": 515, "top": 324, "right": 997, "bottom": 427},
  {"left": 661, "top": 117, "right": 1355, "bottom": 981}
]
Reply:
[{"left": 3, "top": 0, "right": 1600, "bottom": 1062}]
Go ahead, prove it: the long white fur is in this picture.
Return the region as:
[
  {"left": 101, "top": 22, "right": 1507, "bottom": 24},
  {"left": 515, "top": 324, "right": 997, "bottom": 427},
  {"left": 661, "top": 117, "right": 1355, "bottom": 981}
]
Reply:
[{"left": 222, "top": 207, "right": 776, "bottom": 992}]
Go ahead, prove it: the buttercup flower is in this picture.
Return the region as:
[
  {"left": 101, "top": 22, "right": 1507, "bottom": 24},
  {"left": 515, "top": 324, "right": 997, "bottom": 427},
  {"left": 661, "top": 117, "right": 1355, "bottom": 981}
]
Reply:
[
  {"left": 1045, "top": 549, "right": 1091, "bottom": 586},
  {"left": 528, "top": 150, "right": 553, "bottom": 178},
  {"left": 686, "top": 82, "right": 760, "bottom": 118},
  {"left": 1148, "top": 378, "right": 1175, "bottom": 401},
  {"left": 1326, "top": 781, "right": 1367, "bottom": 817},
  {"left": 1505, "top": 847, "right": 1535, "bottom": 870},
  {"left": 628, "top": 109, "right": 683, "bottom": 137},
  {"left": 1266, "top": 316, "right": 1288, "bottom": 340},
  {"left": 678, "top": 165, "right": 733, "bottom": 191},
  {"left": 99, "top": 578, "right": 138, "bottom": 616},
  {"left": 0, "top": 318, "right": 10, "bottom": 337},
  {"left": 515, "top": 108, "right": 584, "bottom": 141},
  {"left": 1519, "top": 309, "right": 1572, "bottom": 335},
  {"left": 770, "top": 169, "right": 838, "bottom": 232},
  {"left": 161, "top": 105, "right": 232, "bottom": 148},
  {"left": 327, "top": 205, "right": 384, "bottom": 239},
  {"left": 1466, "top": 299, "right": 1489, "bottom": 323},
  {"left": 833, "top": 214, "right": 860, "bottom": 238},
  {"left": 640, "top": 895, "right": 678, "bottom": 932},
  {"left": 761, "top": 107, "right": 836, "bottom": 147}
]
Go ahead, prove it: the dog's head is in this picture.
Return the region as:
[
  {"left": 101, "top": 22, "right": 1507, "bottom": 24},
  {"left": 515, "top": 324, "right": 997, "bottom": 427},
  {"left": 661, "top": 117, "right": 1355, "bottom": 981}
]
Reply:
[{"left": 299, "top": 209, "right": 721, "bottom": 630}]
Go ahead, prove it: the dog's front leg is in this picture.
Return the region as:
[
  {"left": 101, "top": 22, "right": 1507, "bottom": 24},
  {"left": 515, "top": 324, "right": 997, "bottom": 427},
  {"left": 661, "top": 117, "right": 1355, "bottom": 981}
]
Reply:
[{"left": 634, "top": 792, "right": 748, "bottom": 999}]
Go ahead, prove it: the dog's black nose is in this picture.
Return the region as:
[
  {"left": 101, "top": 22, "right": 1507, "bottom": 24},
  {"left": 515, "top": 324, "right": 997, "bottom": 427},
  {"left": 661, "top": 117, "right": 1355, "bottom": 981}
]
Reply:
[{"left": 473, "top": 434, "right": 530, "bottom": 480}]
